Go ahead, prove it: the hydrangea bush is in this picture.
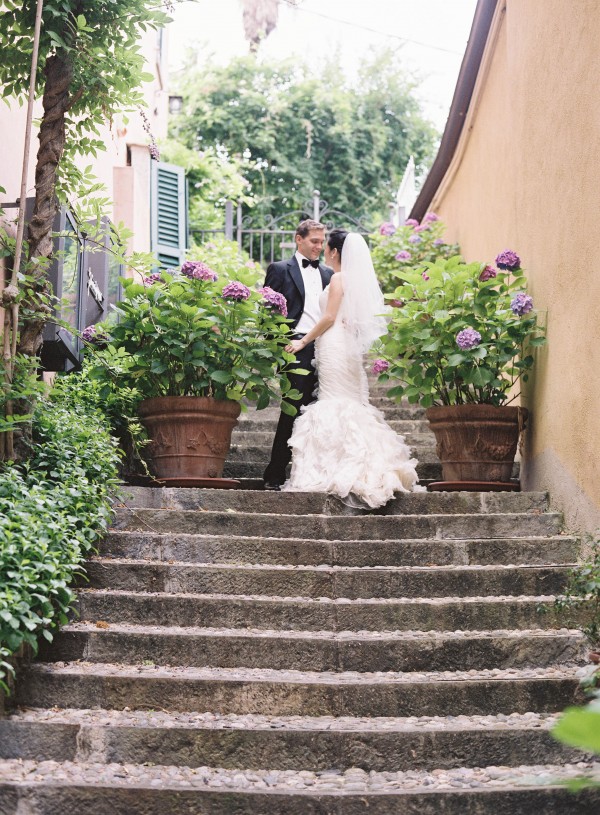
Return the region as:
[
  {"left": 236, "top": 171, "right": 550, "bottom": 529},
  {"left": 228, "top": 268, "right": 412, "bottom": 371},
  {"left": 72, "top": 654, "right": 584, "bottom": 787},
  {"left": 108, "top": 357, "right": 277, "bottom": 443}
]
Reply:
[
  {"left": 369, "top": 213, "right": 460, "bottom": 293},
  {"left": 378, "top": 250, "right": 546, "bottom": 407},
  {"left": 87, "top": 246, "right": 298, "bottom": 412}
]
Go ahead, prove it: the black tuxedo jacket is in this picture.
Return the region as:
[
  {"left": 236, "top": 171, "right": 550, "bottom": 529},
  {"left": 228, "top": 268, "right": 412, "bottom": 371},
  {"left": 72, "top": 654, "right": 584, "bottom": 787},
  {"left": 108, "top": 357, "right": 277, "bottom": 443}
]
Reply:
[{"left": 264, "top": 256, "right": 333, "bottom": 332}]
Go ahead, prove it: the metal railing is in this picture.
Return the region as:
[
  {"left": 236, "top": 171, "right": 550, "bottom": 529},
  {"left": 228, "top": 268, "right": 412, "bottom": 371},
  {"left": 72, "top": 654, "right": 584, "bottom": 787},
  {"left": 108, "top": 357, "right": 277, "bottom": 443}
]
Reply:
[{"left": 191, "top": 191, "right": 373, "bottom": 266}]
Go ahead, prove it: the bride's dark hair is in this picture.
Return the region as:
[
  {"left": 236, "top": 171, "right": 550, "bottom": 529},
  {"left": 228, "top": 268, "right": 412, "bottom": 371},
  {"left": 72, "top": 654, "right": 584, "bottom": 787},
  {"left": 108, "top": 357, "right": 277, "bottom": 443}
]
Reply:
[{"left": 327, "top": 228, "right": 348, "bottom": 256}]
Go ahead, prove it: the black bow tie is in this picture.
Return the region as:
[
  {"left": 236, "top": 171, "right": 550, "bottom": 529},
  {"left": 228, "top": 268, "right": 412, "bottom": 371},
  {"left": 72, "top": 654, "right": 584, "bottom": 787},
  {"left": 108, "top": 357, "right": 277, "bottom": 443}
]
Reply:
[{"left": 301, "top": 258, "right": 320, "bottom": 269}]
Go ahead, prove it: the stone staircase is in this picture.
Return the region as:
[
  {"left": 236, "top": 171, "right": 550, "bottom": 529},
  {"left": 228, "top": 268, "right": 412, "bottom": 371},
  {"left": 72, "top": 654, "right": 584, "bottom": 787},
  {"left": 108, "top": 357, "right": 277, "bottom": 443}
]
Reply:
[{"left": 1, "top": 385, "right": 599, "bottom": 813}]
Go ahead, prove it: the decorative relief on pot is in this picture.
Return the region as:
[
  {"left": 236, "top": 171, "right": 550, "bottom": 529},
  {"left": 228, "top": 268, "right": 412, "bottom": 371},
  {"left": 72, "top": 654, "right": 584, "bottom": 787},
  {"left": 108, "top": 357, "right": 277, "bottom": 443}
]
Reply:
[
  {"left": 187, "top": 431, "right": 229, "bottom": 457},
  {"left": 149, "top": 428, "right": 173, "bottom": 453}
]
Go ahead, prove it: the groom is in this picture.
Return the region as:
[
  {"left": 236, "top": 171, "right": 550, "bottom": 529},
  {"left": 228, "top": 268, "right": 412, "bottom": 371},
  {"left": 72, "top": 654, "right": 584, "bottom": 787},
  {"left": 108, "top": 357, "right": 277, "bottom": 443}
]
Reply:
[{"left": 263, "top": 219, "right": 333, "bottom": 490}]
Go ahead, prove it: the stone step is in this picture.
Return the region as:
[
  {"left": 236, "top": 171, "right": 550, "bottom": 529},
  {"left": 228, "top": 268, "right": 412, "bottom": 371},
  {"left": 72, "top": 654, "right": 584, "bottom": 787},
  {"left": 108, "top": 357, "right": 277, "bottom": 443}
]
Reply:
[
  {"left": 225, "top": 444, "right": 439, "bottom": 464},
  {"left": 76, "top": 590, "right": 563, "bottom": 632},
  {"left": 2, "top": 758, "right": 599, "bottom": 815},
  {"left": 0, "top": 709, "right": 587, "bottom": 773},
  {"left": 223, "top": 460, "right": 520, "bottom": 481},
  {"left": 17, "top": 663, "right": 583, "bottom": 717},
  {"left": 231, "top": 430, "right": 436, "bottom": 448},
  {"left": 40, "top": 623, "right": 585, "bottom": 673},
  {"left": 83, "top": 559, "right": 571, "bottom": 600},
  {"left": 118, "top": 486, "right": 548, "bottom": 516},
  {"left": 238, "top": 403, "right": 427, "bottom": 422},
  {"left": 234, "top": 417, "right": 431, "bottom": 434},
  {"left": 112, "top": 508, "right": 562, "bottom": 540},
  {"left": 102, "top": 531, "right": 580, "bottom": 567}
]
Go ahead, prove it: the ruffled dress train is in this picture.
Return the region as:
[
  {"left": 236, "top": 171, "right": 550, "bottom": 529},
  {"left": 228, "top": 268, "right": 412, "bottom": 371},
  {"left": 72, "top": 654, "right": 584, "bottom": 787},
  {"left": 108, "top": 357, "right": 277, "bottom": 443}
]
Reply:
[{"left": 283, "top": 296, "right": 422, "bottom": 509}]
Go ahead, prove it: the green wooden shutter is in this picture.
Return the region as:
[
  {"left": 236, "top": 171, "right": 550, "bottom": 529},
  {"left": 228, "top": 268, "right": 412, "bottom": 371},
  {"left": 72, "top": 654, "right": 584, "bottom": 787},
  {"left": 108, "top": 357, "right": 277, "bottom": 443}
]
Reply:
[{"left": 151, "top": 161, "right": 187, "bottom": 269}]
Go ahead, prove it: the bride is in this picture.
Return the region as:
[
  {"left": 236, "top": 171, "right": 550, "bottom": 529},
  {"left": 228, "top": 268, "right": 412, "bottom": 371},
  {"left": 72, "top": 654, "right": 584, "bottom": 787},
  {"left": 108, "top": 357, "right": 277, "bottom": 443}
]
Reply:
[{"left": 282, "top": 230, "right": 423, "bottom": 509}]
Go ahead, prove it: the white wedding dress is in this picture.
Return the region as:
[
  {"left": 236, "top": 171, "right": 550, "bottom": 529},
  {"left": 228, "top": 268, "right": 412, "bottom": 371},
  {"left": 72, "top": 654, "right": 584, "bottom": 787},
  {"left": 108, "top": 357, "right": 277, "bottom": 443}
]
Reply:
[{"left": 282, "top": 285, "right": 422, "bottom": 509}]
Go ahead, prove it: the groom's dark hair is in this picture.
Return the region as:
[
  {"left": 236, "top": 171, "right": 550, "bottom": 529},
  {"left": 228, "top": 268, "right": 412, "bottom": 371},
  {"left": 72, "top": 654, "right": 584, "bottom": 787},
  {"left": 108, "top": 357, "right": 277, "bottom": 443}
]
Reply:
[
  {"left": 327, "top": 228, "right": 348, "bottom": 257},
  {"left": 296, "top": 219, "right": 325, "bottom": 237}
]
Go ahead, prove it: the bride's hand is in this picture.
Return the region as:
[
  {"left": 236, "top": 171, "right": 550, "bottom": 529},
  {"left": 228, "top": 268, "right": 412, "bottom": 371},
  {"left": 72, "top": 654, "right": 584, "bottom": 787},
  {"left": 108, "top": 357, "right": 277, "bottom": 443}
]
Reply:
[{"left": 285, "top": 339, "right": 305, "bottom": 354}]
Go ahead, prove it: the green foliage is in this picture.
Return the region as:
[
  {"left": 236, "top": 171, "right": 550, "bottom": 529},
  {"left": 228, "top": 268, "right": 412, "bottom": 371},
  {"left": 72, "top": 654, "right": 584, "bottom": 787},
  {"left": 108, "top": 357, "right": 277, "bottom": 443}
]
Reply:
[
  {"left": 172, "top": 49, "right": 437, "bottom": 223},
  {"left": 186, "top": 237, "right": 264, "bottom": 287},
  {"left": 378, "top": 253, "right": 546, "bottom": 407},
  {"left": 0, "top": 0, "right": 170, "bottom": 201},
  {"left": 369, "top": 214, "right": 460, "bottom": 293},
  {"left": 159, "top": 139, "right": 254, "bottom": 230},
  {"left": 552, "top": 545, "right": 600, "bottom": 643},
  {"left": 86, "top": 249, "right": 297, "bottom": 409},
  {"left": 552, "top": 685, "right": 600, "bottom": 789},
  {"left": 0, "top": 355, "right": 45, "bottom": 434},
  {"left": 554, "top": 703, "right": 600, "bottom": 754},
  {"left": 0, "top": 377, "right": 121, "bottom": 691}
]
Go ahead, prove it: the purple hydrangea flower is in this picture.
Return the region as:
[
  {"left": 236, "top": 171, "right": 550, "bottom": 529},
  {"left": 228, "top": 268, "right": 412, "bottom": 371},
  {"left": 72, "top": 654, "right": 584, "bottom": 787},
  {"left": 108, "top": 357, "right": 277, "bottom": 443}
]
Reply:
[
  {"left": 433, "top": 239, "right": 445, "bottom": 247},
  {"left": 495, "top": 250, "right": 521, "bottom": 271},
  {"left": 456, "top": 328, "right": 482, "bottom": 350},
  {"left": 421, "top": 271, "right": 430, "bottom": 281},
  {"left": 142, "top": 272, "right": 165, "bottom": 286},
  {"left": 479, "top": 265, "right": 497, "bottom": 282},
  {"left": 510, "top": 293, "right": 534, "bottom": 315},
  {"left": 246, "top": 260, "right": 256, "bottom": 269},
  {"left": 371, "top": 359, "right": 390, "bottom": 374},
  {"left": 379, "top": 222, "right": 397, "bottom": 236},
  {"left": 414, "top": 224, "right": 430, "bottom": 233},
  {"left": 390, "top": 298, "right": 405, "bottom": 308},
  {"left": 395, "top": 250, "right": 412, "bottom": 261},
  {"left": 423, "top": 212, "right": 440, "bottom": 223},
  {"left": 259, "top": 286, "right": 288, "bottom": 317},
  {"left": 222, "top": 281, "right": 251, "bottom": 301},
  {"left": 180, "top": 260, "right": 218, "bottom": 281},
  {"left": 404, "top": 218, "right": 419, "bottom": 227},
  {"left": 81, "top": 324, "right": 109, "bottom": 344},
  {"left": 408, "top": 235, "right": 422, "bottom": 245}
]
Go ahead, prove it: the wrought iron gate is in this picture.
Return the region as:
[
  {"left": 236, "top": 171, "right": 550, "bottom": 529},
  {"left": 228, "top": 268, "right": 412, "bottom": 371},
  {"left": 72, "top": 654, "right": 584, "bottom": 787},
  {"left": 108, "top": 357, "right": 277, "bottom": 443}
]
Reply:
[{"left": 191, "top": 191, "right": 373, "bottom": 266}]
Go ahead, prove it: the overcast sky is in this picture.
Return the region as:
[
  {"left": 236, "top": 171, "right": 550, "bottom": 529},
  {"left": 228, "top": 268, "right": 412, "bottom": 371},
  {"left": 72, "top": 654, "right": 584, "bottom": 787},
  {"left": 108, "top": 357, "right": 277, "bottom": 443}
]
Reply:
[{"left": 168, "top": 0, "right": 479, "bottom": 131}]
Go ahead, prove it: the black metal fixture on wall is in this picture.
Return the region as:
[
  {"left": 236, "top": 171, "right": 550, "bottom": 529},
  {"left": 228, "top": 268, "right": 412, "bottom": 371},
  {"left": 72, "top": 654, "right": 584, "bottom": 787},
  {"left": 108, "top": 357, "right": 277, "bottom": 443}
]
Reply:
[{"left": 21, "top": 199, "right": 123, "bottom": 372}]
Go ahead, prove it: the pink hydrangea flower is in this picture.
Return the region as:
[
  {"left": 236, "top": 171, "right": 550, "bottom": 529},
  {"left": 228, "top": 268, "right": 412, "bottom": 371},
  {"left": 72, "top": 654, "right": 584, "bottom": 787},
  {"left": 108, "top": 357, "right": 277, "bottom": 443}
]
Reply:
[
  {"left": 222, "top": 281, "right": 251, "bottom": 301},
  {"left": 259, "top": 286, "right": 288, "bottom": 316},
  {"left": 371, "top": 359, "right": 390, "bottom": 374},
  {"left": 181, "top": 260, "right": 218, "bottom": 281},
  {"left": 479, "top": 265, "right": 497, "bottom": 282}
]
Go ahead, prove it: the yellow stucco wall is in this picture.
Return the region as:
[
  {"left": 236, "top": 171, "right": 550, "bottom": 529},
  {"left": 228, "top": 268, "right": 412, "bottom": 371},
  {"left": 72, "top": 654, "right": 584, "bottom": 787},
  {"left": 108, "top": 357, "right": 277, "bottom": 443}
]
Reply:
[{"left": 431, "top": 0, "right": 600, "bottom": 535}]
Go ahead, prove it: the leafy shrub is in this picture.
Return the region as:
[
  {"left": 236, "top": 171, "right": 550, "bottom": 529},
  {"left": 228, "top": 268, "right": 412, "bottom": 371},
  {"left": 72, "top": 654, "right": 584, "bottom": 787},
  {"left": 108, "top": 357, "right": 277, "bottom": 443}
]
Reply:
[
  {"left": 370, "top": 213, "right": 459, "bottom": 293},
  {"left": 553, "top": 545, "right": 600, "bottom": 643},
  {"left": 0, "top": 376, "right": 121, "bottom": 691}
]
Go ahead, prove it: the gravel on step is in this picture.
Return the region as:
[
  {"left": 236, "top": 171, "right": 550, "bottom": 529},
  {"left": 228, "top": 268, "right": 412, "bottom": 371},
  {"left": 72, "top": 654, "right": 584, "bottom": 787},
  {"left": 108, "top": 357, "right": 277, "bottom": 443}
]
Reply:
[
  {"left": 9, "top": 707, "right": 562, "bottom": 733},
  {"left": 27, "top": 661, "right": 585, "bottom": 684},
  {"left": 1, "top": 758, "right": 598, "bottom": 792},
  {"left": 66, "top": 621, "right": 582, "bottom": 643}
]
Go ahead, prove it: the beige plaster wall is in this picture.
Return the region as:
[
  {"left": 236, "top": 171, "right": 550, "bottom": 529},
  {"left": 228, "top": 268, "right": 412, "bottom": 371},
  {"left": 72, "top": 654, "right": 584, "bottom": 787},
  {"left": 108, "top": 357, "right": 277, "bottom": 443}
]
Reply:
[{"left": 431, "top": 0, "right": 600, "bottom": 536}]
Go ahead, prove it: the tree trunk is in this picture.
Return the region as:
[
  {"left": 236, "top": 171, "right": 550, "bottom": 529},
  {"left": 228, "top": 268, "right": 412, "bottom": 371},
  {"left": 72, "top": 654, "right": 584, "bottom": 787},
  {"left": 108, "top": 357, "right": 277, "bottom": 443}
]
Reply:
[{"left": 18, "top": 52, "right": 72, "bottom": 358}]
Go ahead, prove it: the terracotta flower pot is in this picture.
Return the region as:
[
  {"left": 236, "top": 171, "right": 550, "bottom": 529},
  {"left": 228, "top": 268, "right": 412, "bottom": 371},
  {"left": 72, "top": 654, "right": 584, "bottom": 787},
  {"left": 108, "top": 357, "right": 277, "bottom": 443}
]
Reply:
[
  {"left": 138, "top": 396, "right": 241, "bottom": 480},
  {"left": 425, "top": 404, "right": 528, "bottom": 483}
]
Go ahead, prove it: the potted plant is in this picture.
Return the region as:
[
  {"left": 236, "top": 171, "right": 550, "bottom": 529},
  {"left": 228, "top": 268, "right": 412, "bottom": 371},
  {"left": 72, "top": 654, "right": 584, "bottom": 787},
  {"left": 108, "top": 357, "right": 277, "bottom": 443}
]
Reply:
[
  {"left": 376, "top": 249, "right": 546, "bottom": 487},
  {"left": 89, "top": 241, "right": 296, "bottom": 485}
]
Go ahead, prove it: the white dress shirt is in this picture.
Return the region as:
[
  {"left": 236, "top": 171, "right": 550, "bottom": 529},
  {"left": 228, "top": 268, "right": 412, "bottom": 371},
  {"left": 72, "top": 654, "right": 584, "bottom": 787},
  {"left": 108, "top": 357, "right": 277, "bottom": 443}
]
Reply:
[{"left": 294, "top": 251, "right": 323, "bottom": 334}]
